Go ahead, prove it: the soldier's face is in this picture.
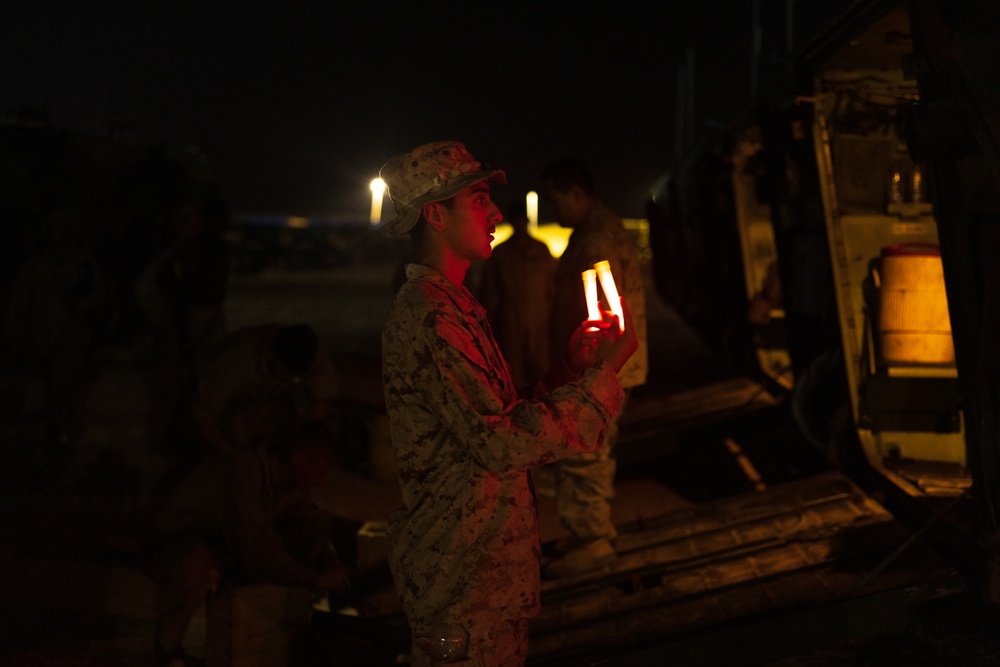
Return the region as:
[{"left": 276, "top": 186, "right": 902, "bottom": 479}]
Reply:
[
  {"left": 438, "top": 181, "right": 503, "bottom": 262},
  {"left": 268, "top": 360, "right": 301, "bottom": 392},
  {"left": 541, "top": 183, "right": 586, "bottom": 227}
]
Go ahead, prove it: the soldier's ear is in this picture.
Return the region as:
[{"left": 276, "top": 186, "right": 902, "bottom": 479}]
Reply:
[{"left": 423, "top": 202, "right": 446, "bottom": 232}]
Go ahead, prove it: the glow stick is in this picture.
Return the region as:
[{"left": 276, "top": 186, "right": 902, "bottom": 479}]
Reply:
[
  {"left": 582, "top": 269, "right": 601, "bottom": 331},
  {"left": 594, "top": 260, "right": 624, "bottom": 332}
]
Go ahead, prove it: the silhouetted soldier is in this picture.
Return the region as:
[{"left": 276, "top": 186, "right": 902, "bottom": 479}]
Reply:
[
  {"left": 143, "top": 420, "right": 354, "bottom": 666},
  {"left": 5, "top": 209, "right": 107, "bottom": 456},
  {"left": 190, "top": 323, "right": 340, "bottom": 459},
  {"left": 477, "top": 201, "right": 557, "bottom": 391},
  {"left": 539, "top": 157, "right": 649, "bottom": 578}
]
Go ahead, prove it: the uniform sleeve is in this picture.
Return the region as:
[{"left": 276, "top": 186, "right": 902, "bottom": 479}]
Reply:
[{"left": 421, "top": 308, "right": 624, "bottom": 473}]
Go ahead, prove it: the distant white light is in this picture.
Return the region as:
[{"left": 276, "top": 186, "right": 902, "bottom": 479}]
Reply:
[
  {"left": 370, "top": 178, "right": 386, "bottom": 224},
  {"left": 526, "top": 191, "right": 538, "bottom": 233}
]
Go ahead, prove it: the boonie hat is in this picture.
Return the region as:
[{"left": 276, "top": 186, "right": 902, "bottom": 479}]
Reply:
[{"left": 379, "top": 141, "right": 506, "bottom": 235}]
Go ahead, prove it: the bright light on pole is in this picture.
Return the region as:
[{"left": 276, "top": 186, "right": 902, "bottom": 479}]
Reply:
[
  {"left": 526, "top": 191, "right": 538, "bottom": 233},
  {"left": 370, "top": 178, "right": 386, "bottom": 225}
]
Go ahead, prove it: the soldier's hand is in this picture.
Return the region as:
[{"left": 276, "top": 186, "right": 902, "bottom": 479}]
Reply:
[
  {"left": 594, "top": 297, "right": 638, "bottom": 374},
  {"left": 316, "top": 562, "right": 353, "bottom": 600},
  {"left": 565, "top": 318, "right": 613, "bottom": 374}
]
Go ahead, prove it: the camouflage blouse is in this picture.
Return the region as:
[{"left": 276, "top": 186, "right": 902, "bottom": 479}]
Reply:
[{"left": 381, "top": 263, "right": 625, "bottom": 629}]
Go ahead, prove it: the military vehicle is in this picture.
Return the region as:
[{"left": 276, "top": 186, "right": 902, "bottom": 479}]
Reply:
[{"left": 521, "top": 1, "right": 1000, "bottom": 664}]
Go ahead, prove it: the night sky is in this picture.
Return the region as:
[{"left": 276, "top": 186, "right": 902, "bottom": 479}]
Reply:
[{"left": 2, "top": 2, "right": 760, "bottom": 220}]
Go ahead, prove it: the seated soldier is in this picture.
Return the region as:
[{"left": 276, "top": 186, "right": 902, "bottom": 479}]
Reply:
[
  {"left": 190, "top": 322, "right": 340, "bottom": 457},
  {"left": 143, "top": 420, "right": 353, "bottom": 666}
]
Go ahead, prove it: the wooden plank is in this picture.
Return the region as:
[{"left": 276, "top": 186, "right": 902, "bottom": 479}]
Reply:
[
  {"left": 541, "top": 472, "right": 883, "bottom": 594},
  {"left": 528, "top": 576, "right": 963, "bottom": 666},
  {"left": 529, "top": 472, "right": 962, "bottom": 663},
  {"left": 620, "top": 377, "right": 783, "bottom": 443}
]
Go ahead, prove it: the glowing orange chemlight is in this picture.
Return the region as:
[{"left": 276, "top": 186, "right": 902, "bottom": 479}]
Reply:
[
  {"left": 594, "top": 260, "right": 624, "bottom": 332},
  {"left": 582, "top": 269, "right": 601, "bottom": 331},
  {"left": 370, "top": 178, "right": 386, "bottom": 225}
]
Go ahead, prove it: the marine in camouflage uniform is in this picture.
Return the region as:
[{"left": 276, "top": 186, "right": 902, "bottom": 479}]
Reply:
[
  {"left": 476, "top": 201, "right": 558, "bottom": 391},
  {"left": 5, "top": 209, "right": 107, "bottom": 454},
  {"left": 542, "top": 158, "right": 649, "bottom": 577},
  {"left": 143, "top": 420, "right": 352, "bottom": 663},
  {"left": 191, "top": 323, "right": 340, "bottom": 456},
  {"left": 379, "top": 141, "right": 636, "bottom": 666}
]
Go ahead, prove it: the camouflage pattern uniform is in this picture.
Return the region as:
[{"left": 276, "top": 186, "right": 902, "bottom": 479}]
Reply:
[
  {"left": 477, "top": 231, "right": 557, "bottom": 390},
  {"left": 548, "top": 202, "right": 648, "bottom": 545},
  {"left": 145, "top": 440, "right": 338, "bottom": 657},
  {"left": 195, "top": 324, "right": 339, "bottom": 452},
  {"left": 149, "top": 441, "right": 333, "bottom": 586},
  {"left": 382, "top": 263, "right": 625, "bottom": 665}
]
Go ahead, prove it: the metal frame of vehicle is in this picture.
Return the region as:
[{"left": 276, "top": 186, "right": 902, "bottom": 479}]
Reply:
[{"left": 722, "top": 0, "right": 1000, "bottom": 598}]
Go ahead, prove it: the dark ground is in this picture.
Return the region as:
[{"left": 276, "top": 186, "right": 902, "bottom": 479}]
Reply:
[{"left": 1, "top": 261, "right": 999, "bottom": 666}]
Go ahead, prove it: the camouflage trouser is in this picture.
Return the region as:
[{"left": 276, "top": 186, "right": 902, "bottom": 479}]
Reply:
[
  {"left": 552, "top": 390, "right": 630, "bottom": 542},
  {"left": 410, "top": 615, "right": 529, "bottom": 666}
]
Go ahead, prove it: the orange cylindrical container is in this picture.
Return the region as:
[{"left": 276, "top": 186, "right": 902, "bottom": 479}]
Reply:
[{"left": 877, "top": 243, "right": 954, "bottom": 365}]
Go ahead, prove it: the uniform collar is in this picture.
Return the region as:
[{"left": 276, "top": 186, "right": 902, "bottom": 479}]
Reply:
[
  {"left": 404, "top": 263, "right": 485, "bottom": 319},
  {"left": 576, "top": 201, "right": 614, "bottom": 232}
]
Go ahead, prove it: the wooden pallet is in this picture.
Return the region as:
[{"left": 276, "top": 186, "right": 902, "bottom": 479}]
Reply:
[
  {"left": 528, "top": 471, "right": 962, "bottom": 665},
  {"left": 621, "top": 377, "right": 784, "bottom": 444}
]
